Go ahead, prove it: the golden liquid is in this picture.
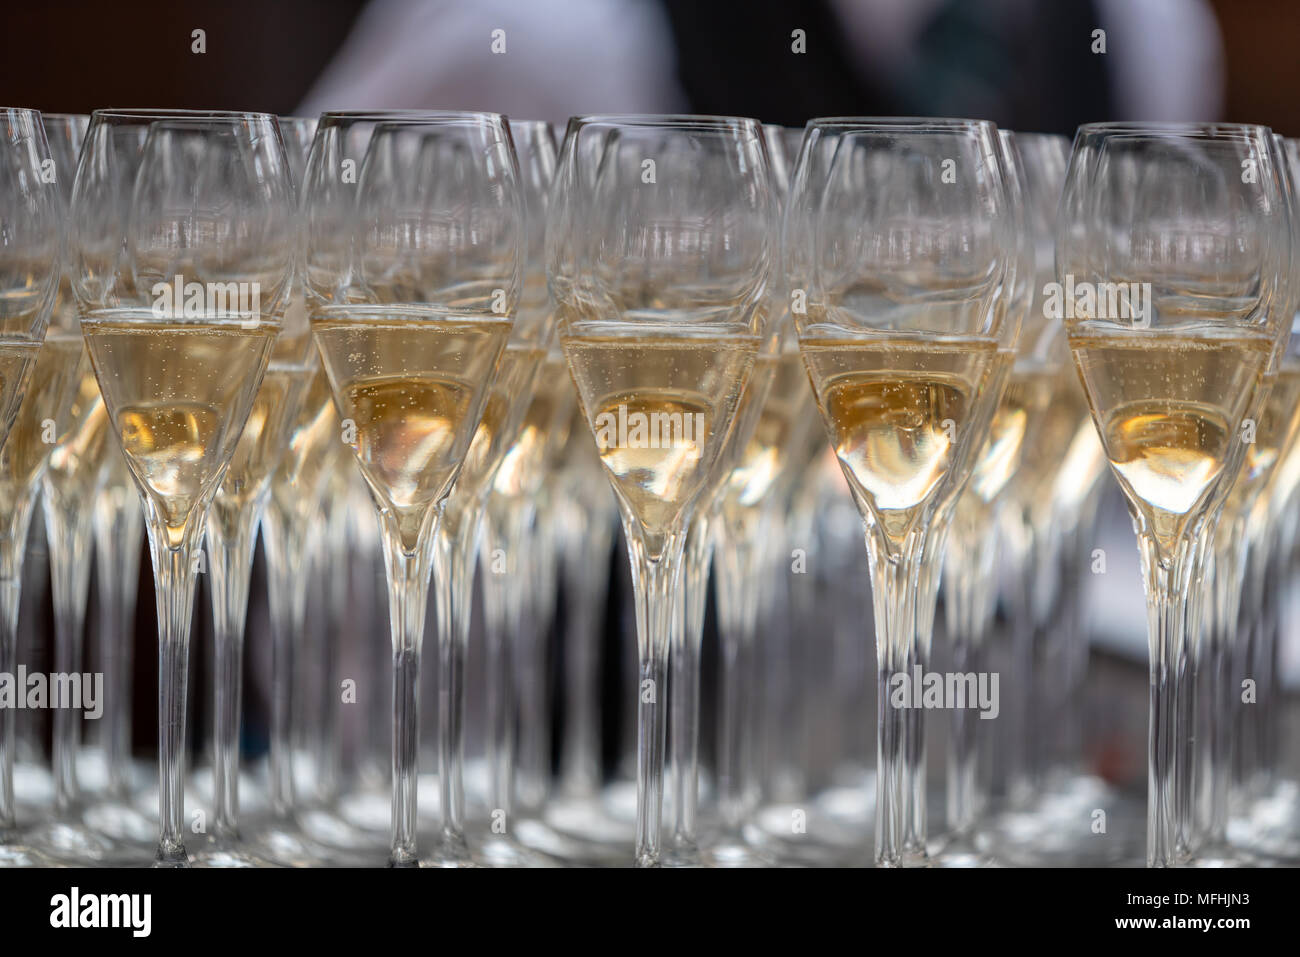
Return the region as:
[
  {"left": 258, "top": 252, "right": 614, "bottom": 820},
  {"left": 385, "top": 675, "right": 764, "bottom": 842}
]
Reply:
[
  {"left": 802, "top": 336, "right": 1000, "bottom": 541},
  {"left": 1230, "top": 363, "right": 1300, "bottom": 523},
  {"left": 83, "top": 312, "right": 280, "bottom": 546},
  {"left": 722, "top": 349, "right": 819, "bottom": 514},
  {"left": 1255, "top": 364, "right": 1300, "bottom": 528},
  {"left": 965, "top": 360, "right": 1052, "bottom": 507},
  {"left": 270, "top": 365, "right": 343, "bottom": 522},
  {"left": 1071, "top": 331, "right": 1271, "bottom": 552},
  {"left": 563, "top": 329, "right": 758, "bottom": 551},
  {"left": 215, "top": 363, "right": 313, "bottom": 514},
  {"left": 44, "top": 342, "right": 111, "bottom": 503},
  {"left": 1001, "top": 365, "right": 1098, "bottom": 531},
  {"left": 0, "top": 334, "right": 85, "bottom": 531},
  {"left": 495, "top": 352, "right": 577, "bottom": 500},
  {"left": 452, "top": 346, "right": 543, "bottom": 498},
  {"left": 313, "top": 308, "right": 512, "bottom": 550},
  {"left": 0, "top": 339, "right": 43, "bottom": 453}
]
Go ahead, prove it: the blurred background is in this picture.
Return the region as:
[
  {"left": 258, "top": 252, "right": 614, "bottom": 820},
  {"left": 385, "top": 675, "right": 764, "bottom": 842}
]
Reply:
[
  {"left": 7, "top": 0, "right": 1295, "bottom": 131},
  {"left": 6, "top": 0, "right": 1300, "bottom": 840}
]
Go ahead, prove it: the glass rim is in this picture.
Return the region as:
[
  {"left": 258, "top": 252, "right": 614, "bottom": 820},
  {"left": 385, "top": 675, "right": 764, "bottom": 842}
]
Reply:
[
  {"left": 1075, "top": 121, "right": 1273, "bottom": 139},
  {"left": 807, "top": 116, "right": 996, "bottom": 132},
  {"left": 316, "top": 109, "right": 507, "bottom": 125},
  {"left": 568, "top": 113, "right": 763, "bottom": 132},
  {"left": 1012, "top": 130, "right": 1069, "bottom": 144},
  {"left": 90, "top": 108, "right": 278, "bottom": 122}
]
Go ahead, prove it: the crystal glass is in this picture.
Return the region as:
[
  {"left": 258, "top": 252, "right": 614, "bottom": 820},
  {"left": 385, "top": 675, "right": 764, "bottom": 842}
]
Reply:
[
  {"left": 549, "top": 115, "right": 777, "bottom": 866},
  {"left": 0, "top": 107, "right": 63, "bottom": 867},
  {"left": 303, "top": 111, "right": 524, "bottom": 866},
  {"left": 1057, "top": 122, "right": 1294, "bottom": 866},
  {"left": 785, "top": 117, "right": 1019, "bottom": 866},
  {"left": 67, "top": 109, "right": 295, "bottom": 866}
]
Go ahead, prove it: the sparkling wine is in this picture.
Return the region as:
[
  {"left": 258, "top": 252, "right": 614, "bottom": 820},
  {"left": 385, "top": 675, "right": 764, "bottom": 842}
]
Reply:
[
  {"left": 720, "top": 347, "right": 821, "bottom": 520},
  {"left": 0, "top": 333, "right": 85, "bottom": 514},
  {"left": 493, "top": 351, "right": 576, "bottom": 501},
  {"left": 270, "top": 364, "right": 344, "bottom": 523},
  {"left": 1070, "top": 329, "right": 1272, "bottom": 552},
  {"left": 801, "top": 335, "right": 1001, "bottom": 542},
  {"left": 212, "top": 362, "right": 313, "bottom": 516},
  {"left": 313, "top": 305, "right": 512, "bottom": 550},
  {"left": 0, "top": 338, "right": 43, "bottom": 452},
  {"left": 563, "top": 324, "right": 758, "bottom": 552},
  {"left": 83, "top": 310, "right": 280, "bottom": 546},
  {"left": 1234, "top": 362, "right": 1300, "bottom": 518}
]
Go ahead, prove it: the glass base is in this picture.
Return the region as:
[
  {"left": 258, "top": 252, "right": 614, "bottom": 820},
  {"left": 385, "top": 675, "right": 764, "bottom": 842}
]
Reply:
[
  {"left": 746, "top": 796, "right": 873, "bottom": 866},
  {"left": 524, "top": 790, "right": 636, "bottom": 865},
  {"left": 928, "top": 829, "right": 1001, "bottom": 867},
  {"left": 27, "top": 814, "right": 122, "bottom": 865},
  {"left": 1227, "top": 779, "right": 1300, "bottom": 863},
  {"left": 981, "top": 772, "right": 1144, "bottom": 866}
]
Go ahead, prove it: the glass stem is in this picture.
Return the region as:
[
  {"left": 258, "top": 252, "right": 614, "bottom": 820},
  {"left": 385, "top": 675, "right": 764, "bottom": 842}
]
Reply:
[
  {"left": 480, "top": 497, "right": 529, "bottom": 839},
  {"left": 516, "top": 509, "right": 554, "bottom": 812},
  {"left": 1195, "top": 518, "right": 1247, "bottom": 851},
  {"left": 43, "top": 481, "right": 96, "bottom": 813},
  {"left": 378, "top": 507, "right": 438, "bottom": 867},
  {"left": 145, "top": 513, "right": 204, "bottom": 866},
  {"left": 262, "top": 504, "right": 310, "bottom": 820},
  {"left": 942, "top": 518, "right": 997, "bottom": 838},
  {"left": 714, "top": 514, "right": 763, "bottom": 838},
  {"left": 558, "top": 499, "right": 614, "bottom": 796},
  {"left": 431, "top": 498, "right": 483, "bottom": 861},
  {"left": 864, "top": 522, "right": 929, "bottom": 866},
  {"left": 93, "top": 483, "right": 142, "bottom": 798},
  {"left": 205, "top": 497, "right": 262, "bottom": 843},
  {"left": 1137, "top": 533, "right": 1199, "bottom": 867},
  {"left": 670, "top": 513, "right": 711, "bottom": 855},
  {"left": 626, "top": 526, "right": 683, "bottom": 868},
  {"left": 0, "top": 496, "right": 35, "bottom": 835}
]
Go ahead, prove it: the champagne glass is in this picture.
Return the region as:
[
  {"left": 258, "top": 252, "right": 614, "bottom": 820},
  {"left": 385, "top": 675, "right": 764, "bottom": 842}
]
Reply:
[
  {"left": 1187, "top": 135, "right": 1300, "bottom": 866},
  {"left": 190, "top": 116, "right": 318, "bottom": 868},
  {"left": 1231, "top": 142, "right": 1300, "bottom": 861},
  {"left": 68, "top": 109, "right": 295, "bottom": 866},
  {"left": 304, "top": 111, "right": 523, "bottom": 867},
  {"left": 0, "top": 109, "right": 67, "bottom": 866},
  {"left": 550, "top": 115, "right": 777, "bottom": 867},
  {"left": 35, "top": 119, "right": 116, "bottom": 860},
  {"left": 931, "top": 130, "right": 1037, "bottom": 866},
  {"left": 785, "top": 118, "right": 1019, "bottom": 866},
  {"left": 1057, "top": 123, "right": 1293, "bottom": 867},
  {"left": 425, "top": 119, "right": 556, "bottom": 867},
  {"left": 982, "top": 133, "right": 1132, "bottom": 865}
]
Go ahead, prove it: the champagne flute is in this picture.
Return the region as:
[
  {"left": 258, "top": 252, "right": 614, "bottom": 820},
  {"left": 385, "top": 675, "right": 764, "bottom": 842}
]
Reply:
[
  {"left": 932, "top": 130, "right": 1038, "bottom": 866},
  {"left": 1187, "top": 136, "right": 1300, "bottom": 866},
  {"left": 36, "top": 120, "right": 116, "bottom": 859},
  {"left": 785, "top": 118, "right": 1019, "bottom": 866},
  {"left": 0, "top": 109, "right": 69, "bottom": 866},
  {"left": 983, "top": 133, "right": 1130, "bottom": 865},
  {"left": 304, "top": 112, "right": 523, "bottom": 867},
  {"left": 425, "top": 119, "right": 556, "bottom": 867},
  {"left": 68, "top": 109, "right": 295, "bottom": 866},
  {"left": 191, "top": 117, "right": 318, "bottom": 868},
  {"left": 1057, "top": 123, "right": 1293, "bottom": 867},
  {"left": 550, "top": 115, "right": 776, "bottom": 867}
]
